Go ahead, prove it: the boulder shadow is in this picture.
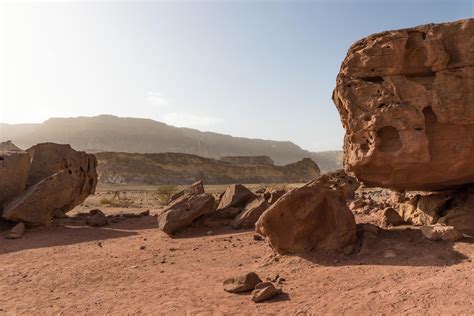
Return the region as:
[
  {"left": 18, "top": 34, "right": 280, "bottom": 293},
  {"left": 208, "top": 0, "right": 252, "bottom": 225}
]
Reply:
[
  {"left": 0, "top": 216, "right": 157, "bottom": 255},
  {"left": 297, "top": 227, "right": 469, "bottom": 267}
]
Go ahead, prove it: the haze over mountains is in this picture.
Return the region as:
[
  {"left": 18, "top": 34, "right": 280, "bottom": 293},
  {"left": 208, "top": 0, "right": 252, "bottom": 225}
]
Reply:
[{"left": 0, "top": 115, "right": 342, "bottom": 171}]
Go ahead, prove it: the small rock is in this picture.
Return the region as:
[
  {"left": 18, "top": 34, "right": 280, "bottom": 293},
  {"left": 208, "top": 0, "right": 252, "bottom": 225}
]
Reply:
[
  {"left": 6, "top": 222, "right": 25, "bottom": 239},
  {"left": 86, "top": 209, "right": 108, "bottom": 227},
  {"left": 380, "top": 207, "right": 403, "bottom": 227},
  {"left": 251, "top": 282, "right": 281, "bottom": 303},
  {"left": 421, "top": 224, "right": 463, "bottom": 241},
  {"left": 223, "top": 272, "right": 262, "bottom": 293},
  {"left": 253, "top": 234, "right": 264, "bottom": 241},
  {"left": 140, "top": 245, "right": 146, "bottom": 250},
  {"left": 206, "top": 231, "right": 213, "bottom": 236}
]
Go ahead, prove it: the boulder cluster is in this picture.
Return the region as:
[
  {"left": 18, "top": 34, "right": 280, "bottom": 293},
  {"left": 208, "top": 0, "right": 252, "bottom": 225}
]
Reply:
[
  {"left": 0, "top": 142, "right": 98, "bottom": 227},
  {"left": 157, "top": 181, "right": 288, "bottom": 235},
  {"left": 158, "top": 170, "right": 361, "bottom": 255}
]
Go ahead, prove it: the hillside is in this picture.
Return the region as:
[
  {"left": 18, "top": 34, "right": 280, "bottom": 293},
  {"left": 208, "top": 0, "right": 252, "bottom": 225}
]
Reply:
[
  {"left": 96, "top": 152, "right": 321, "bottom": 185},
  {"left": 0, "top": 115, "right": 342, "bottom": 171}
]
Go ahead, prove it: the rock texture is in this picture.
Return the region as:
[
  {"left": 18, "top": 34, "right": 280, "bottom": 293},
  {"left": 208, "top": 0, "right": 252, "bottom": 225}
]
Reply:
[
  {"left": 157, "top": 193, "right": 215, "bottom": 234},
  {"left": 333, "top": 18, "right": 474, "bottom": 190},
  {"left": 2, "top": 143, "right": 98, "bottom": 225},
  {"left": 0, "top": 150, "right": 31, "bottom": 208},
  {"left": 256, "top": 175, "right": 357, "bottom": 254}
]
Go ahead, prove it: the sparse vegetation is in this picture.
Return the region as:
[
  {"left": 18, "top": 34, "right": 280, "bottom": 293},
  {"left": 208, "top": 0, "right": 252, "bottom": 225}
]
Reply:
[{"left": 156, "top": 185, "right": 179, "bottom": 202}]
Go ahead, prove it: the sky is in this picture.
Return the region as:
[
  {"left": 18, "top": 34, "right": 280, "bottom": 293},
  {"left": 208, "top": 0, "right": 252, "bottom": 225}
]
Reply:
[{"left": 0, "top": 0, "right": 472, "bottom": 151}]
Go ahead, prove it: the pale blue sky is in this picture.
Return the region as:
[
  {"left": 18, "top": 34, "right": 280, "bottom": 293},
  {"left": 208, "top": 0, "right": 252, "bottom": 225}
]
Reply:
[{"left": 0, "top": 1, "right": 472, "bottom": 151}]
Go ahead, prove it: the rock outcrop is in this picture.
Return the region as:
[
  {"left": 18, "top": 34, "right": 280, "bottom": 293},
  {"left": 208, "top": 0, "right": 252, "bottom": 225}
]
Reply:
[
  {"left": 2, "top": 143, "right": 98, "bottom": 225},
  {"left": 333, "top": 18, "right": 474, "bottom": 191},
  {"left": 256, "top": 175, "right": 357, "bottom": 254}
]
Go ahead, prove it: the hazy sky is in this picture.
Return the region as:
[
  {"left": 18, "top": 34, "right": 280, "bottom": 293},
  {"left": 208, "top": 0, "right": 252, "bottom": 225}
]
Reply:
[{"left": 0, "top": 1, "right": 472, "bottom": 151}]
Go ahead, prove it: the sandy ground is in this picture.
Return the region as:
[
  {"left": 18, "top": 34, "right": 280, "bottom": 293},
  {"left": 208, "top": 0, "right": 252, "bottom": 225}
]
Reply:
[{"left": 2, "top": 187, "right": 474, "bottom": 314}]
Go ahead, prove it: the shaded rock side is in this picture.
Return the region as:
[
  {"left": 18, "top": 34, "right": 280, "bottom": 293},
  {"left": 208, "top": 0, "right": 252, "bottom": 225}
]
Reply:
[
  {"left": 157, "top": 193, "right": 215, "bottom": 234},
  {"left": 3, "top": 170, "right": 81, "bottom": 225},
  {"left": 333, "top": 18, "right": 474, "bottom": 190},
  {"left": 232, "top": 198, "right": 269, "bottom": 229},
  {"left": 0, "top": 150, "right": 31, "bottom": 208},
  {"left": 255, "top": 175, "right": 357, "bottom": 254}
]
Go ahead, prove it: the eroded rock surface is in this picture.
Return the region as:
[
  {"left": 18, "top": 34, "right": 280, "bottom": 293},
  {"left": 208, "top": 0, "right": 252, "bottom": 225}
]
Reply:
[
  {"left": 0, "top": 150, "right": 31, "bottom": 208},
  {"left": 333, "top": 18, "right": 474, "bottom": 190},
  {"left": 256, "top": 175, "right": 357, "bottom": 254}
]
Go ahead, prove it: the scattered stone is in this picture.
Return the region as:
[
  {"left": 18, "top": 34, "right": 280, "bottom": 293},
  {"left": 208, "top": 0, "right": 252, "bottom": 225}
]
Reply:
[
  {"left": 256, "top": 175, "right": 357, "bottom": 254},
  {"left": 140, "top": 245, "right": 146, "bottom": 250},
  {"left": 421, "top": 224, "right": 463, "bottom": 241},
  {"left": 232, "top": 197, "right": 269, "bottom": 229},
  {"left": 6, "top": 222, "right": 25, "bottom": 239},
  {"left": 157, "top": 193, "right": 215, "bottom": 234},
  {"left": 206, "top": 230, "right": 213, "bottom": 236},
  {"left": 380, "top": 207, "right": 404, "bottom": 227},
  {"left": 253, "top": 234, "right": 264, "bottom": 241},
  {"left": 223, "top": 272, "right": 263, "bottom": 293},
  {"left": 390, "top": 191, "right": 405, "bottom": 204},
  {"left": 251, "top": 282, "right": 281, "bottom": 303},
  {"left": 86, "top": 209, "right": 108, "bottom": 227}
]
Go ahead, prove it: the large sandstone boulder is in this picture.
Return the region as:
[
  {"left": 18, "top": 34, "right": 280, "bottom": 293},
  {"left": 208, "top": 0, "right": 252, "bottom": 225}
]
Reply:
[
  {"left": 27, "top": 143, "right": 98, "bottom": 192},
  {"left": 157, "top": 193, "right": 215, "bottom": 234},
  {"left": 2, "top": 143, "right": 98, "bottom": 225},
  {"left": 333, "top": 18, "right": 474, "bottom": 190},
  {"left": 0, "top": 150, "right": 31, "bottom": 208},
  {"left": 255, "top": 175, "right": 357, "bottom": 254},
  {"left": 4, "top": 170, "right": 82, "bottom": 225}
]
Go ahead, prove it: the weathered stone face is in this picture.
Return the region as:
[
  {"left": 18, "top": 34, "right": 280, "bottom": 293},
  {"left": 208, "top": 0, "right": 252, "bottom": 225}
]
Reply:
[
  {"left": 0, "top": 150, "right": 31, "bottom": 208},
  {"left": 333, "top": 18, "right": 473, "bottom": 190}
]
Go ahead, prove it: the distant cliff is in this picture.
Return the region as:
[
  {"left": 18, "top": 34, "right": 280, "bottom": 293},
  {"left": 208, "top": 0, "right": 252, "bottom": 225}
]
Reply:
[
  {"left": 0, "top": 115, "right": 342, "bottom": 171},
  {"left": 96, "top": 152, "right": 321, "bottom": 185}
]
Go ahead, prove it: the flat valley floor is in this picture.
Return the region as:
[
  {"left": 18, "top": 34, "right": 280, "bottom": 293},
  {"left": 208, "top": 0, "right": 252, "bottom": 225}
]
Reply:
[{"left": 1, "top": 186, "right": 474, "bottom": 314}]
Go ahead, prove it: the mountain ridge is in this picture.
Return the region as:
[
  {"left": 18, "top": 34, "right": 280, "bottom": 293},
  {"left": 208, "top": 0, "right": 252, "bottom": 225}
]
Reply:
[{"left": 0, "top": 115, "right": 342, "bottom": 171}]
